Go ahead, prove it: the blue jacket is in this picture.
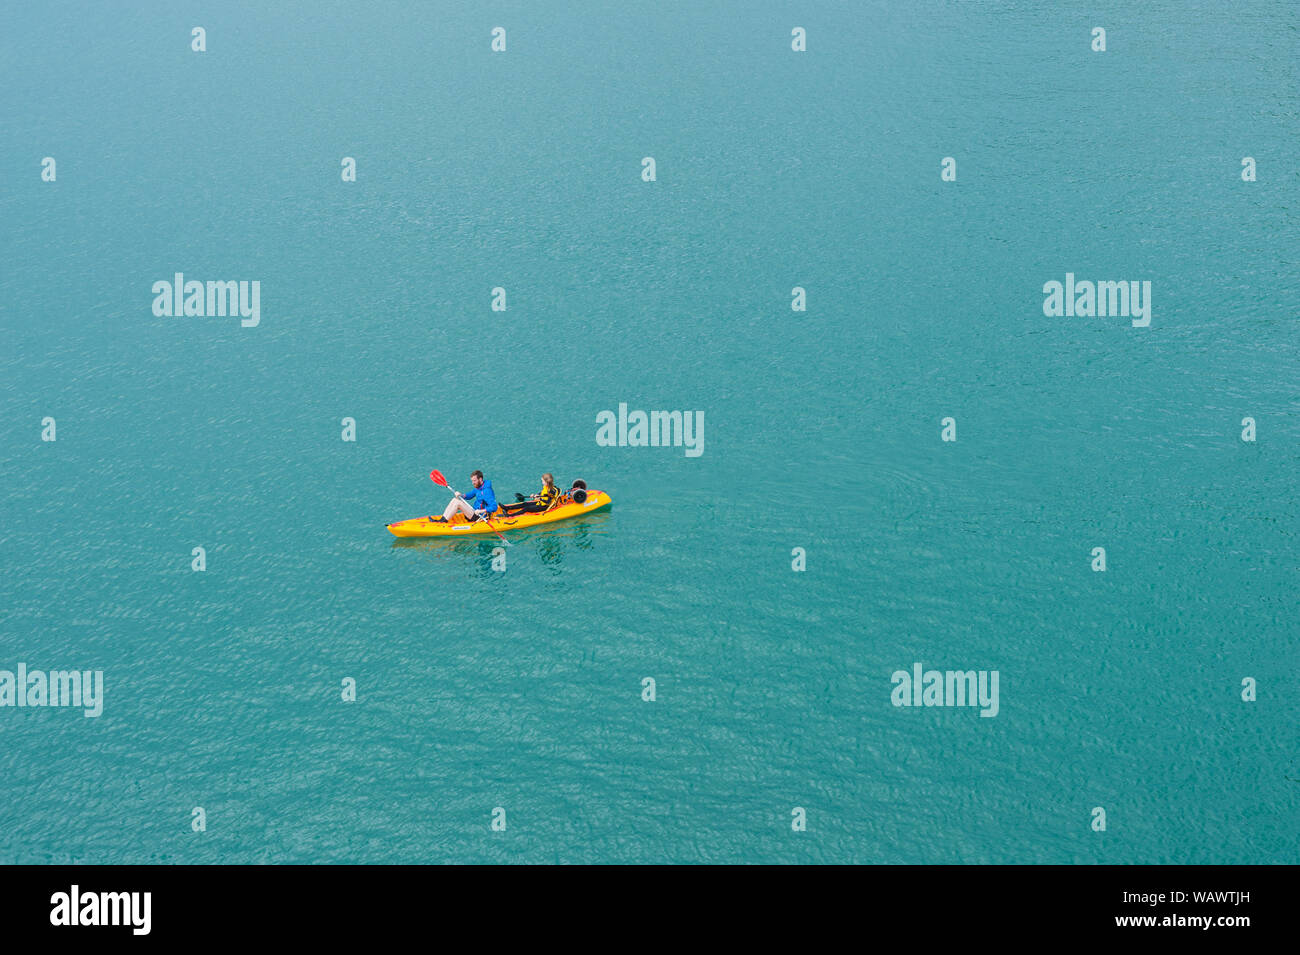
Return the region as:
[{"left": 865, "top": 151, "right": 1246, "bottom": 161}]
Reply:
[{"left": 462, "top": 479, "right": 498, "bottom": 514}]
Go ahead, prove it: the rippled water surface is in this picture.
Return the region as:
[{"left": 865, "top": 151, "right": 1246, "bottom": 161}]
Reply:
[{"left": 1, "top": 1, "right": 1296, "bottom": 863}]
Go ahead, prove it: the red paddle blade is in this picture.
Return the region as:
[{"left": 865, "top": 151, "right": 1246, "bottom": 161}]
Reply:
[{"left": 430, "top": 469, "right": 448, "bottom": 486}]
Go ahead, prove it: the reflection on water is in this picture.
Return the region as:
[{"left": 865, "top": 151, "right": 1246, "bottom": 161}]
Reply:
[{"left": 389, "top": 512, "right": 612, "bottom": 575}]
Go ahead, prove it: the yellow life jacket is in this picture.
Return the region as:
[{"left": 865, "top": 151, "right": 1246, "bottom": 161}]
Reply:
[{"left": 536, "top": 483, "right": 560, "bottom": 509}]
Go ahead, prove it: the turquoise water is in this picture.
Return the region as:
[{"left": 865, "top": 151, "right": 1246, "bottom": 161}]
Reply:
[{"left": 2, "top": 1, "right": 1296, "bottom": 864}]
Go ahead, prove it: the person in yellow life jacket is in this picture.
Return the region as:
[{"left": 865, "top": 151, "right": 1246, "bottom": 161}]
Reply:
[{"left": 502, "top": 473, "right": 561, "bottom": 516}]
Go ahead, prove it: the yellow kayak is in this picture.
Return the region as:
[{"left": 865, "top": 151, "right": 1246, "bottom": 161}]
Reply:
[{"left": 387, "top": 490, "right": 612, "bottom": 538}]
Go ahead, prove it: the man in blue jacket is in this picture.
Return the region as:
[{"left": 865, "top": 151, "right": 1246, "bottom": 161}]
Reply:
[{"left": 434, "top": 470, "right": 499, "bottom": 523}]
